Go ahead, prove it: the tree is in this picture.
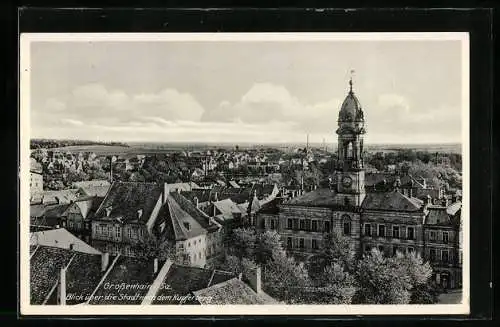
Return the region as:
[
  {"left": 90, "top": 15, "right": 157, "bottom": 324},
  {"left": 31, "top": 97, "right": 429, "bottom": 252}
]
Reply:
[
  {"left": 306, "top": 262, "right": 357, "bottom": 304},
  {"left": 353, "top": 249, "right": 433, "bottom": 304},
  {"left": 321, "top": 231, "right": 355, "bottom": 271},
  {"left": 255, "top": 230, "right": 283, "bottom": 265},
  {"left": 134, "top": 235, "right": 175, "bottom": 261},
  {"left": 263, "top": 249, "right": 311, "bottom": 304},
  {"left": 354, "top": 249, "right": 412, "bottom": 304},
  {"left": 230, "top": 228, "right": 257, "bottom": 259}
]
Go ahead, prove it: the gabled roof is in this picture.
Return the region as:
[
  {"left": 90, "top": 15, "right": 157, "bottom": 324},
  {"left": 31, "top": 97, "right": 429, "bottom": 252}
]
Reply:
[
  {"left": 284, "top": 188, "right": 338, "bottom": 207},
  {"left": 361, "top": 191, "right": 423, "bottom": 212},
  {"left": 213, "top": 199, "right": 244, "bottom": 220},
  {"left": 257, "top": 198, "right": 281, "bottom": 215},
  {"left": 77, "top": 185, "right": 111, "bottom": 198},
  {"left": 43, "top": 203, "right": 71, "bottom": 218},
  {"left": 193, "top": 278, "right": 277, "bottom": 304},
  {"left": 93, "top": 182, "right": 162, "bottom": 223},
  {"left": 30, "top": 228, "right": 102, "bottom": 254},
  {"left": 161, "top": 193, "right": 207, "bottom": 241},
  {"left": 152, "top": 264, "right": 235, "bottom": 304},
  {"left": 169, "top": 191, "right": 219, "bottom": 232},
  {"left": 425, "top": 206, "right": 453, "bottom": 225}
]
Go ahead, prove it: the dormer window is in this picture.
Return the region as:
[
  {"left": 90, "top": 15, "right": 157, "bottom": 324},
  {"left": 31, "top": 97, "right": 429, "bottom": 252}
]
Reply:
[
  {"left": 105, "top": 206, "right": 112, "bottom": 217},
  {"left": 183, "top": 222, "right": 191, "bottom": 231}
]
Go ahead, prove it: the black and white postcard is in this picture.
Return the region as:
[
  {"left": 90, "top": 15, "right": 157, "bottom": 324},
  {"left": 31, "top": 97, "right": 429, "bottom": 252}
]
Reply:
[{"left": 20, "top": 32, "right": 469, "bottom": 315}]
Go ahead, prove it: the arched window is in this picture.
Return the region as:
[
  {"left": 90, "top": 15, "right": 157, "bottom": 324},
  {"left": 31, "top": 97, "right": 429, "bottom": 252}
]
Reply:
[
  {"left": 347, "top": 142, "right": 353, "bottom": 159},
  {"left": 342, "top": 215, "right": 351, "bottom": 235}
]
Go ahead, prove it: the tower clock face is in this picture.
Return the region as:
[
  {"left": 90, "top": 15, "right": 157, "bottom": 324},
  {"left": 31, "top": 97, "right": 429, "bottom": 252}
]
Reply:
[{"left": 342, "top": 176, "right": 353, "bottom": 187}]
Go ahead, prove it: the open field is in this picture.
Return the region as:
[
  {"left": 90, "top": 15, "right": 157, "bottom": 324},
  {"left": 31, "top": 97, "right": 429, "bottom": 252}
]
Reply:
[{"left": 37, "top": 141, "right": 462, "bottom": 155}]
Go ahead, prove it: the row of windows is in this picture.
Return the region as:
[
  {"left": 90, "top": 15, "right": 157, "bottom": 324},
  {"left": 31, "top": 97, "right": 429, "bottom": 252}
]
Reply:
[
  {"left": 286, "top": 237, "right": 320, "bottom": 250},
  {"left": 286, "top": 218, "right": 332, "bottom": 233},
  {"left": 94, "top": 224, "right": 143, "bottom": 239},
  {"left": 428, "top": 230, "right": 450, "bottom": 243},
  {"left": 364, "top": 224, "right": 416, "bottom": 240},
  {"left": 429, "top": 248, "right": 453, "bottom": 263},
  {"left": 364, "top": 244, "right": 415, "bottom": 256}
]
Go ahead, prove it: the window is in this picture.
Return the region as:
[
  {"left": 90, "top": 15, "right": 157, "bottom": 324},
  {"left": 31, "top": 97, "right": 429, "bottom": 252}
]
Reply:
[
  {"left": 392, "top": 247, "right": 398, "bottom": 256},
  {"left": 299, "top": 220, "right": 305, "bottom": 230},
  {"left": 430, "top": 248, "right": 436, "bottom": 261},
  {"left": 378, "top": 245, "right": 384, "bottom": 253},
  {"left": 364, "top": 224, "right": 371, "bottom": 237},
  {"left": 324, "top": 221, "right": 330, "bottom": 232},
  {"left": 312, "top": 239, "right": 318, "bottom": 249},
  {"left": 407, "top": 227, "right": 415, "bottom": 240},
  {"left": 299, "top": 238, "right": 305, "bottom": 249},
  {"left": 442, "top": 250, "right": 449, "bottom": 263},
  {"left": 408, "top": 247, "right": 415, "bottom": 254},
  {"left": 364, "top": 245, "right": 371, "bottom": 253},
  {"left": 343, "top": 220, "right": 351, "bottom": 235},
  {"left": 305, "top": 219, "right": 311, "bottom": 231},
  {"left": 287, "top": 219, "right": 292, "bottom": 229},
  {"left": 378, "top": 225, "right": 385, "bottom": 237},
  {"left": 116, "top": 226, "right": 121, "bottom": 238},
  {"left": 443, "top": 231, "right": 449, "bottom": 244},
  {"left": 312, "top": 221, "right": 318, "bottom": 232},
  {"left": 293, "top": 219, "right": 299, "bottom": 230},
  {"left": 270, "top": 219, "right": 275, "bottom": 229},
  {"left": 393, "top": 226, "right": 400, "bottom": 239},
  {"left": 430, "top": 231, "right": 436, "bottom": 241},
  {"left": 287, "top": 237, "right": 292, "bottom": 248},
  {"left": 260, "top": 220, "right": 266, "bottom": 229}
]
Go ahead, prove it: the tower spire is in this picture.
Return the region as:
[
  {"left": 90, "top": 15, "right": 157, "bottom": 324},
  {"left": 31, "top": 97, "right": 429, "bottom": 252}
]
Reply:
[{"left": 349, "top": 69, "right": 355, "bottom": 93}]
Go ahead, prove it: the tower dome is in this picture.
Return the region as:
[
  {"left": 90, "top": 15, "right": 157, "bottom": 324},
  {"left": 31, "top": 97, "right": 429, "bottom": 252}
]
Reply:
[{"left": 338, "top": 79, "right": 364, "bottom": 122}]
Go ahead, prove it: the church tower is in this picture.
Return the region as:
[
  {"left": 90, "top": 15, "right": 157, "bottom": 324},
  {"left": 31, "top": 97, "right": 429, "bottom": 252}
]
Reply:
[{"left": 334, "top": 77, "right": 366, "bottom": 207}]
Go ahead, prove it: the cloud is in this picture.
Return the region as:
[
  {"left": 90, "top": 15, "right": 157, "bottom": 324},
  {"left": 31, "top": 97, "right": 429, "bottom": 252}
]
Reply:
[
  {"left": 60, "top": 118, "right": 84, "bottom": 126},
  {"left": 32, "top": 82, "right": 461, "bottom": 144},
  {"left": 36, "top": 83, "right": 205, "bottom": 126},
  {"left": 202, "top": 82, "right": 341, "bottom": 134}
]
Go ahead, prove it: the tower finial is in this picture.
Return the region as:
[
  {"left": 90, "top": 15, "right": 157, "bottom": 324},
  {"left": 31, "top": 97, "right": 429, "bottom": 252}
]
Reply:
[{"left": 349, "top": 69, "right": 355, "bottom": 93}]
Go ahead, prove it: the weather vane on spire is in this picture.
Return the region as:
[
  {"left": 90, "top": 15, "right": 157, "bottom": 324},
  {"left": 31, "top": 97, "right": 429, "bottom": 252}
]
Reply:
[{"left": 349, "top": 69, "right": 355, "bottom": 93}]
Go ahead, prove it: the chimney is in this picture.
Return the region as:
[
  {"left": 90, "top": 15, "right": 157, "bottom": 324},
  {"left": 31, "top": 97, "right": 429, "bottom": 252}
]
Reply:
[
  {"left": 101, "top": 252, "right": 110, "bottom": 272},
  {"left": 105, "top": 206, "right": 112, "bottom": 217},
  {"left": 59, "top": 267, "right": 67, "bottom": 305},
  {"left": 137, "top": 209, "right": 143, "bottom": 219},
  {"left": 194, "top": 197, "right": 199, "bottom": 208},
  {"left": 426, "top": 195, "right": 432, "bottom": 206},
  {"left": 247, "top": 267, "right": 262, "bottom": 294},
  {"left": 153, "top": 258, "right": 159, "bottom": 274}
]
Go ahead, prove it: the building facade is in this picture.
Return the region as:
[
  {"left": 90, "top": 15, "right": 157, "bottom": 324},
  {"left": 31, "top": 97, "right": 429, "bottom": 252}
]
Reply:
[{"left": 255, "top": 79, "right": 463, "bottom": 289}]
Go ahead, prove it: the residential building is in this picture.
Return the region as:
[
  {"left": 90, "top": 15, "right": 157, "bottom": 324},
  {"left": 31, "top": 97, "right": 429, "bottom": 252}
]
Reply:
[{"left": 30, "top": 158, "right": 43, "bottom": 198}]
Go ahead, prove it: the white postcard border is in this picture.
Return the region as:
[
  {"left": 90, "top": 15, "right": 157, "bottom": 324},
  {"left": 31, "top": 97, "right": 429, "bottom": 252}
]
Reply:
[{"left": 19, "top": 32, "right": 470, "bottom": 316}]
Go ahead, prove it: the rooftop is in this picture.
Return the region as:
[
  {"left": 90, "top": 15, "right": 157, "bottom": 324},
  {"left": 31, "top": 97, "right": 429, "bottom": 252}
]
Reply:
[
  {"left": 193, "top": 278, "right": 278, "bottom": 305},
  {"left": 30, "top": 246, "right": 75, "bottom": 304},
  {"left": 93, "top": 182, "right": 162, "bottom": 223},
  {"left": 152, "top": 264, "right": 235, "bottom": 304},
  {"left": 362, "top": 191, "right": 423, "bottom": 212},
  {"left": 89, "top": 256, "right": 161, "bottom": 305}
]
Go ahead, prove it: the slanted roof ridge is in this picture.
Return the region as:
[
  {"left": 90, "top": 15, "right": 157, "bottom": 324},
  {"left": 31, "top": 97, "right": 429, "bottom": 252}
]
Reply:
[{"left": 86, "top": 254, "right": 121, "bottom": 304}]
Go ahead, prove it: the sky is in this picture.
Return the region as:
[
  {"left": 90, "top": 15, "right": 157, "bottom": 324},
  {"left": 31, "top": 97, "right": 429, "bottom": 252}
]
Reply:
[{"left": 28, "top": 36, "right": 465, "bottom": 144}]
